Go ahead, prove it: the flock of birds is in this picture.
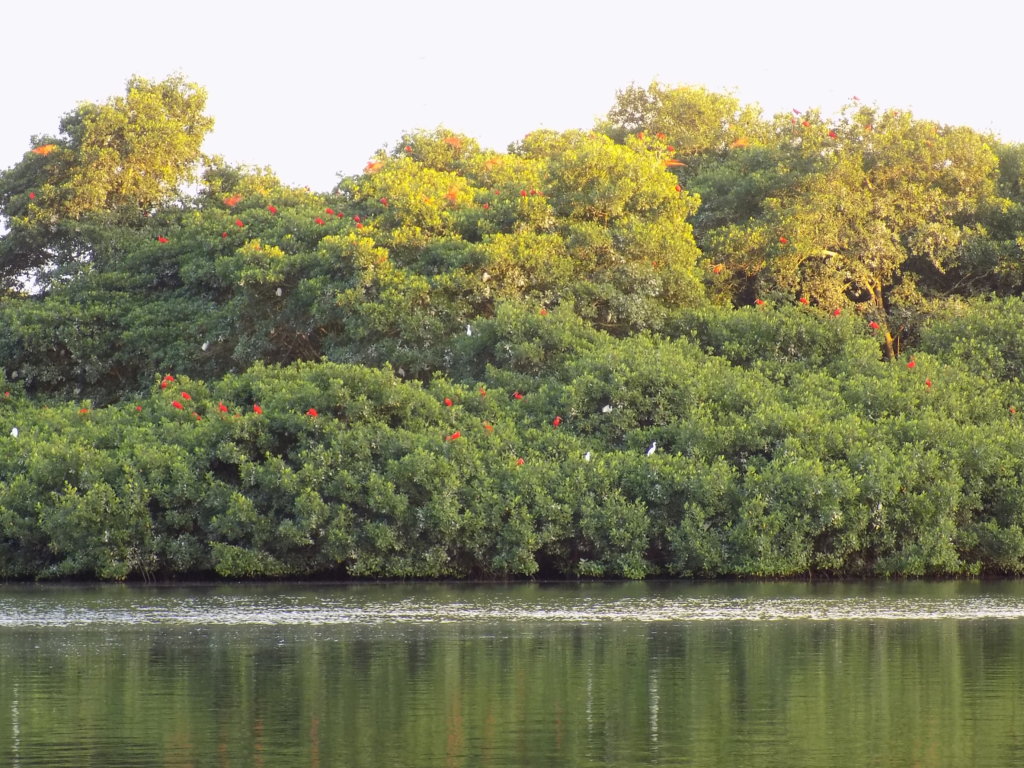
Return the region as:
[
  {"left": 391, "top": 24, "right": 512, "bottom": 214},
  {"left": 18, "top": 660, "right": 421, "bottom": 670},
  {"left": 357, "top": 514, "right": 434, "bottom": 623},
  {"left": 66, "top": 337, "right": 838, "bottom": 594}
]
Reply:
[{"left": 7, "top": 405, "right": 659, "bottom": 459}]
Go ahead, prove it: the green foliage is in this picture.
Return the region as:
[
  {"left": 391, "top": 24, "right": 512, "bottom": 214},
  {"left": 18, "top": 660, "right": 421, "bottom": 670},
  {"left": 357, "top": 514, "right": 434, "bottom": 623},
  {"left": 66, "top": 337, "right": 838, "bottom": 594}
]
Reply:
[
  {"left": 0, "top": 74, "right": 213, "bottom": 287},
  {"left": 2, "top": 78, "right": 1024, "bottom": 580}
]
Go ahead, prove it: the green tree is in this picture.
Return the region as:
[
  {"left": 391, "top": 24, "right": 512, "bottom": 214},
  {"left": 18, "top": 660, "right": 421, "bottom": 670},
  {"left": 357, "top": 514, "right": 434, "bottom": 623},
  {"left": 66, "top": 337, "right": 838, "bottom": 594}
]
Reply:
[
  {"left": 0, "top": 74, "right": 213, "bottom": 286},
  {"left": 599, "top": 82, "right": 768, "bottom": 163},
  {"left": 702, "top": 105, "right": 1000, "bottom": 356}
]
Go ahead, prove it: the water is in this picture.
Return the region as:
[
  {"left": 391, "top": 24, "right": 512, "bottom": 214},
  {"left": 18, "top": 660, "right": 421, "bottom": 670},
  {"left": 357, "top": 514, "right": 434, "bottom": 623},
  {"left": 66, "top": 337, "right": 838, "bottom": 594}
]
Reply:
[{"left": 1, "top": 581, "right": 1023, "bottom": 767}]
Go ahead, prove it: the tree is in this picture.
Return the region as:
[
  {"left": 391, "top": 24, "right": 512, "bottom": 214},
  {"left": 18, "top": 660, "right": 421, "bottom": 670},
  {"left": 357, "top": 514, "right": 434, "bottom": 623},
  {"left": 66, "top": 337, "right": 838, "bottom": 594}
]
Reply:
[
  {"left": 599, "top": 83, "right": 767, "bottom": 158},
  {"left": 701, "top": 105, "right": 1001, "bottom": 357},
  {"left": 0, "top": 74, "right": 213, "bottom": 287}
]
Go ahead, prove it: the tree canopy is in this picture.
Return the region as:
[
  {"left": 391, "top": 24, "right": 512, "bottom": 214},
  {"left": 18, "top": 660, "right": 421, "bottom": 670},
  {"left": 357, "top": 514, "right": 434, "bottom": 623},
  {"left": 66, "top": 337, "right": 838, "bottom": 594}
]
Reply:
[
  {"left": 0, "top": 74, "right": 213, "bottom": 288},
  {"left": 1, "top": 77, "right": 1023, "bottom": 580}
]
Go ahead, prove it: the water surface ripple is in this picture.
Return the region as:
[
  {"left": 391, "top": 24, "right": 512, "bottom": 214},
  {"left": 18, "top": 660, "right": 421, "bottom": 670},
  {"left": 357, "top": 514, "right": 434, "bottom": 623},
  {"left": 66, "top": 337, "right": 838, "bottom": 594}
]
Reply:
[{"left": 3, "top": 589, "right": 1024, "bottom": 627}]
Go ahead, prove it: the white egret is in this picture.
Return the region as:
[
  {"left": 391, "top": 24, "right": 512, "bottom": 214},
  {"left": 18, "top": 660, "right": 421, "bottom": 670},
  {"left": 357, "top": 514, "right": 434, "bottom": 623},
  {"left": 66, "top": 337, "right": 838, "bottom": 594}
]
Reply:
[{"left": 646, "top": 441, "right": 657, "bottom": 457}]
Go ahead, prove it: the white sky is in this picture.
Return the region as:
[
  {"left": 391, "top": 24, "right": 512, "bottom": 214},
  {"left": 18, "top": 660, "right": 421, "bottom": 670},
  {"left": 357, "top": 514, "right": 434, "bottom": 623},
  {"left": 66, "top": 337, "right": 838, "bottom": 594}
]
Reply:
[{"left": 3, "top": 0, "right": 1022, "bottom": 192}]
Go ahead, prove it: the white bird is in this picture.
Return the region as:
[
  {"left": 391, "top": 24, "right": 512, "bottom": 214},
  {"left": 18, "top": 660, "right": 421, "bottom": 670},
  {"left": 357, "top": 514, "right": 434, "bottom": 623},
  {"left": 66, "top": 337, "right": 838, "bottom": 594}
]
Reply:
[
  {"left": 646, "top": 441, "right": 657, "bottom": 457},
  {"left": 584, "top": 451, "right": 591, "bottom": 462},
  {"left": 466, "top": 324, "right": 473, "bottom": 336},
  {"left": 601, "top": 404, "right": 613, "bottom": 414},
  {"left": 482, "top": 271, "right": 491, "bottom": 282},
  {"left": 275, "top": 287, "right": 283, "bottom": 297},
  {"left": 9, "top": 427, "right": 17, "bottom": 438},
  {"left": 201, "top": 341, "right": 209, "bottom": 351}
]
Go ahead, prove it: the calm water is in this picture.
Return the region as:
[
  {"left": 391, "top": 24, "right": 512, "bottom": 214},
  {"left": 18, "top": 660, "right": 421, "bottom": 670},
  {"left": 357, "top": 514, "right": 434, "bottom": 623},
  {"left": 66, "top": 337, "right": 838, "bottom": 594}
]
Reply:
[{"left": 1, "top": 580, "right": 1024, "bottom": 767}]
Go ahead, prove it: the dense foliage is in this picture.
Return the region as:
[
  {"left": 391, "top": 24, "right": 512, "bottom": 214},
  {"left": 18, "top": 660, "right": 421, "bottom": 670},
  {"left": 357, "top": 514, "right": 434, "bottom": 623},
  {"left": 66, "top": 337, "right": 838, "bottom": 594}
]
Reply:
[{"left": 1, "top": 77, "right": 1023, "bottom": 579}]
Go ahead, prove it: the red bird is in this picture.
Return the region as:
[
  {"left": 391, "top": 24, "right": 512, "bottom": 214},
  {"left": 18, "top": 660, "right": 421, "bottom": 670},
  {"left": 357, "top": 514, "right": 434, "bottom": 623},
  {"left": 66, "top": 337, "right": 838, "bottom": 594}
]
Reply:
[
  {"left": 828, "top": 130, "right": 838, "bottom": 139},
  {"left": 552, "top": 416, "right": 562, "bottom": 427},
  {"left": 306, "top": 408, "right": 319, "bottom": 417},
  {"left": 447, "top": 431, "right": 461, "bottom": 441},
  {"left": 235, "top": 219, "right": 244, "bottom": 227},
  {"left": 799, "top": 297, "right": 809, "bottom": 305},
  {"left": 513, "top": 392, "right": 523, "bottom": 400},
  {"left": 31, "top": 144, "right": 57, "bottom": 156},
  {"left": 267, "top": 205, "right": 278, "bottom": 214},
  {"left": 779, "top": 236, "right": 789, "bottom": 244},
  {"left": 444, "top": 398, "right": 453, "bottom": 407},
  {"left": 223, "top": 195, "right": 243, "bottom": 207},
  {"left": 181, "top": 392, "right": 191, "bottom": 401},
  {"left": 253, "top": 404, "right": 263, "bottom": 414},
  {"left": 925, "top": 379, "right": 932, "bottom": 388},
  {"left": 315, "top": 217, "right": 325, "bottom": 225},
  {"left": 833, "top": 308, "right": 842, "bottom": 316},
  {"left": 28, "top": 192, "right": 35, "bottom": 199},
  {"left": 483, "top": 422, "right": 494, "bottom": 431},
  {"left": 516, "top": 457, "right": 524, "bottom": 466},
  {"left": 868, "top": 321, "right": 880, "bottom": 330},
  {"left": 218, "top": 402, "right": 229, "bottom": 413},
  {"left": 172, "top": 401, "right": 184, "bottom": 410},
  {"left": 157, "top": 236, "right": 169, "bottom": 243},
  {"left": 907, "top": 360, "right": 916, "bottom": 369},
  {"left": 755, "top": 299, "right": 765, "bottom": 306}
]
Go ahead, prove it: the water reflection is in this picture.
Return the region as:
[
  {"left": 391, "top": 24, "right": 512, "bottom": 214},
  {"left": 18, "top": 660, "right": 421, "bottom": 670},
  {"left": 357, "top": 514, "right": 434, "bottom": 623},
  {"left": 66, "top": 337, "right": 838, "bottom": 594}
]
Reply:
[{"left": 0, "top": 582, "right": 1023, "bottom": 767}]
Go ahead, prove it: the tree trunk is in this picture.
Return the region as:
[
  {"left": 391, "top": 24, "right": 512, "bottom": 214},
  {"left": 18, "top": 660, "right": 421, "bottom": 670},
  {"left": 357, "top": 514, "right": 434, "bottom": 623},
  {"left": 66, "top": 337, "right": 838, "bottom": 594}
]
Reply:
[{"left": 865, "top": 278, "right": 895, "bottom": 360}]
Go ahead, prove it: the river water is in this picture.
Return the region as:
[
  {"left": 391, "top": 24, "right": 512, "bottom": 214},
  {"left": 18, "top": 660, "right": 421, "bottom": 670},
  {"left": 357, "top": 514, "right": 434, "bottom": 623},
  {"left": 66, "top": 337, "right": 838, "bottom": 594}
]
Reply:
[{"left": 1, "top": 580, "right": 1022, "bottom": 766}]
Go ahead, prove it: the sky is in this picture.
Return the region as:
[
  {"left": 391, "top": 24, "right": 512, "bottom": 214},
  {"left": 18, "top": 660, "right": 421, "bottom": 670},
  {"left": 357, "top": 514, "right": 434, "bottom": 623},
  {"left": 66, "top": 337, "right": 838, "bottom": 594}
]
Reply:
[{"left": 4, "top": 0, "right": 1023, "bottom": 192}]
